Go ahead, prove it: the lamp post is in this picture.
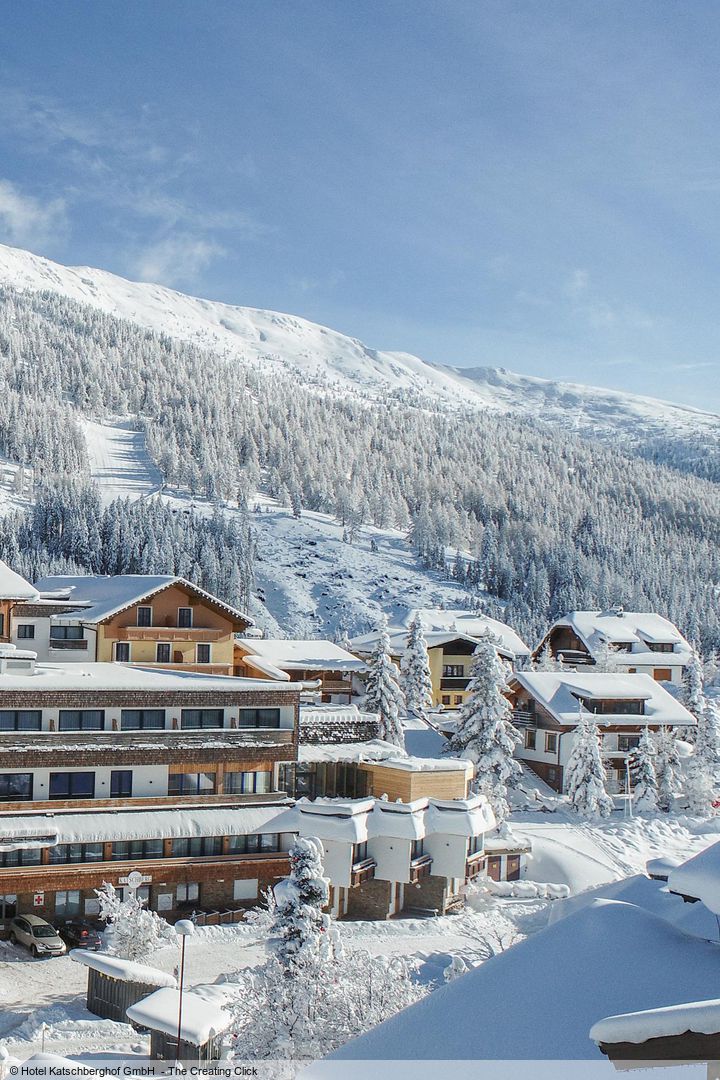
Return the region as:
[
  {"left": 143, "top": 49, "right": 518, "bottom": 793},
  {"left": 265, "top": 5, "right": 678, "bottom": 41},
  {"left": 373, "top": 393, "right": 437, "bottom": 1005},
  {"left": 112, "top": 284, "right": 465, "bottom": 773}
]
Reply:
[{"left": 175, "top": 918, "right": 195, "bottom": 1063}]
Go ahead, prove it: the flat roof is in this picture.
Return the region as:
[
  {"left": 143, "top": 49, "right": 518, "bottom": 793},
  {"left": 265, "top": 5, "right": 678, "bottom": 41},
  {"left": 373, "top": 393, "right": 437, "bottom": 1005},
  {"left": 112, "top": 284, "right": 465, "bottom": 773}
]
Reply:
[{"left": 0, "top": 661, "right": 299, "bottom": 693}]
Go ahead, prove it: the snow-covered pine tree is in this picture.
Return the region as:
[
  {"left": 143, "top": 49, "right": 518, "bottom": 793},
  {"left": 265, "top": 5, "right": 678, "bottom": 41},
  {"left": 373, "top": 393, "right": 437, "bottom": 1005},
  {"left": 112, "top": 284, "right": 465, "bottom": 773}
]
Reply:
[
  {"left": 681, "top": 650, "right": 705, "bottom": 720},
  {"left": 533, "top": 642, "right": 562, "bottom": 671},
  {"left": 447, "top": 632, "right": 520, "bottom": 820},
  {"left": 692, "top": 696, "right": 720, "bottom": 774},
  {"left": 684, "top": 752, "right": 717, "bottom": 816},
  {"left": 592, "top": 639, "right": 628, "bottom": 673},
  {"left": 95, "top": 882, "right": 175, "bottom": 961},
  {"left": 272, "top": 836, "right": 331, "bottom": 973},
  {"left": 630, "top": 726, "right": 658, "bottom": 812},
  {"left": 653, "top": 727, "right": 681, "bottom": 812},
  {"left": 400, "top": 614, "right": 434, "bottom": 720},
  {"left": 365, "top": 623, "right": 406, "bottom": 749},
  {"left": 564, "top": 709, "right": 614, "bottom": 818}
]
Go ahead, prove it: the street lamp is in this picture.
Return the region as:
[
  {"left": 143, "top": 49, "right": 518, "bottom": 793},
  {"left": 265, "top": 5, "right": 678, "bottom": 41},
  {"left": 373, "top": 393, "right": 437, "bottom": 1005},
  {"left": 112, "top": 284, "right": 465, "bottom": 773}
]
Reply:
[{"left": 175, "top": 918, "right": 195, "bottom": 1063}]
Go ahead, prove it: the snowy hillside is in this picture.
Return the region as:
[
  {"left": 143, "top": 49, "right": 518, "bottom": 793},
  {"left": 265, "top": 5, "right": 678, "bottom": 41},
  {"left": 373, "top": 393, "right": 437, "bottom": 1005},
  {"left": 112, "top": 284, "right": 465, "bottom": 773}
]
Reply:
[{"left": 1, "top": 242, "right": 719, "bottom": 459}]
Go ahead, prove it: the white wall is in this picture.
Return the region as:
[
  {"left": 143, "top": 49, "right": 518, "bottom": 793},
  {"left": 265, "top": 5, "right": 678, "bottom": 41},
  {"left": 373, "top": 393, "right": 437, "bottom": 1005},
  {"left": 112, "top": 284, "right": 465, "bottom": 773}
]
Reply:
[
  {"left": 1, "top": 764, "right": 167, "bottom": 800},
  {"left": 369, "top": 836, "right": 412, "bottom": 884},
  {"left": 423, "top": 833, "right": 468, "bottom": 879}
]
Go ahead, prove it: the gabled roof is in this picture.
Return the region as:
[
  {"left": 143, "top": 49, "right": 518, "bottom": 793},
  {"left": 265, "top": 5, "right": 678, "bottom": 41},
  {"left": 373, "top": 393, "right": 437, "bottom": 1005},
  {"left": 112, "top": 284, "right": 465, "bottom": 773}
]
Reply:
[
  {"left": 236, "top": 637, "right": 366, "bottom": 678},
  {"left": 350, "top": 628, "right": 515, "bottom": 660},
  {"left": 33, "top": 574, "right": 251, "bottom": 627},
  {"left": 510, "top": 671, "right": 695, "bottom": 728},
  {"left": 401, "top": 608, "right": 531, "bottom": 657},
  {"left": 546, "top": 610, "right": 692, "bottom": 664},
  {"left": 0, "top": 560, "right": 39, "bottom": 601}
]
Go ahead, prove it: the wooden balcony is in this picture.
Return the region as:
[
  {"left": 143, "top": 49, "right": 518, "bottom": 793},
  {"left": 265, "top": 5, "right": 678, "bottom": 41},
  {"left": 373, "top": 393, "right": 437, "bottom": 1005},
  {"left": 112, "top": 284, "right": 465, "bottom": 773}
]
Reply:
[
  {"left": 409, "top": 854, "right": 433, "bottom": 884},
  {"left": 117, "top": 627, "right": 227, "bottom": 642},
  {"left": 440, "top": 678, "right": 470, "bottom": 691},
  {"left": 512, "top": 709, "right": 535, "bottom": 728},
  {"left": 351, "top": 858, "right": 377, "bottom": 886},
  {"left": 466, "top": 851, "right": 486, "bottom": 881}
]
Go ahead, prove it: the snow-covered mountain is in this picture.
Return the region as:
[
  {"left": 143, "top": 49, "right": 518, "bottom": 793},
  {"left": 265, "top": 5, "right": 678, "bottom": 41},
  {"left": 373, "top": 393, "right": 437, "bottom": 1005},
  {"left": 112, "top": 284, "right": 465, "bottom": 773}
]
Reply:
[{"left": 0, "top": 242, "right": 718, "bottom": 461}]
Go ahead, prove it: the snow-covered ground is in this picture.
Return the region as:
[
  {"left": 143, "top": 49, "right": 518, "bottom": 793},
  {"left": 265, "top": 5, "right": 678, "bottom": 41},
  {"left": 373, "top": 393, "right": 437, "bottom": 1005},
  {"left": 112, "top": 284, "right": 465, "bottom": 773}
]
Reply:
[
  {"left": 82, "top": 419, "right": 164, "bottom": 505},
  {"left": 0, "top": 455, "right": 34, "bottom": 518}
]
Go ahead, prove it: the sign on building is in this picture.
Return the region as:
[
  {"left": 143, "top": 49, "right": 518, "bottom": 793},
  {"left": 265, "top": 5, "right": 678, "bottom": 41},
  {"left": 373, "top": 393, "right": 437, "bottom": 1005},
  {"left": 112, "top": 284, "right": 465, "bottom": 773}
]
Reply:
[{"left": 33, "top": 892, "right": 44, "bottom": 907}]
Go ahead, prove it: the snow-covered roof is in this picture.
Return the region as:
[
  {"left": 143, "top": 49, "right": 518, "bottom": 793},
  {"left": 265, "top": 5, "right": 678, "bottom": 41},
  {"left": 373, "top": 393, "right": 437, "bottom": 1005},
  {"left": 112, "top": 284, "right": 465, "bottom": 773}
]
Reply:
[
  {"left": 373, "top": 755, "right": 471, "bottom": 774},
  {"left": 550, "top": 610, "right": 692, "bottom": 665},
  {"left": 401, "top": 609, "right": 531, "bottom": 657},
  {"left": 330, "top": 900, "right": 720, "bottom": 1061},
  {"left": 0, "top": 660, "right": 296, "bottom": 693},
  {"left": 370, "top": 799, "right": 427, "bottom": 840},
  {"left": 668, "top": 841, "right": 720, "bottom": 913},
  {"left": 0, "top": 559, "right": 39, "bottom": 601},
  {"left": 424, "top": 794, "right": 496, "bottom": 837},
  {"left": 0, "top": 804, "right": 292, "bottom": 846},
  {"left": 510, "top": 671, "right": 694, "bottom": 728},
  {"left": 70, "top": 949, "right": 177, "bottom": 987},
  {"left": 236, "top": 637, "right": 366, "bottom": 677},
  {"left": 33, "top": 574, "right": 251, "bottom": 626},
  {"left": 298, "top": 739, "right": 402, "bottom": 764},
  {"left": 590, "top": 997, "right": 720, "bottom": 1047},
  {"left": 126, "top": 986, "right": 232, "bottom": 1043}
]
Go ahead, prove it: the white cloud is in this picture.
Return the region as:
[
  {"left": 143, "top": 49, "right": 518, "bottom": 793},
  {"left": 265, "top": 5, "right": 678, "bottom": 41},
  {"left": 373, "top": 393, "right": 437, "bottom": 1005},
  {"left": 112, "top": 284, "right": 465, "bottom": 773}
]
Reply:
[
  {"left": 0, "top": 179, "right": 66, "bottom": 247},
  {"left": 132, "top": 234, "right": 225, "bottom": 287}
]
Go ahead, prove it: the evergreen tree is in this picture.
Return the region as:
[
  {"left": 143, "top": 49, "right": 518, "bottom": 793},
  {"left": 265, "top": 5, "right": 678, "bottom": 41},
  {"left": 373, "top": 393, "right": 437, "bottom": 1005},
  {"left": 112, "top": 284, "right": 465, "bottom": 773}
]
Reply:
[
  {"left": 447, "top": 633, "right": 520, "bottom": 821},
  {"left": 400, "top": 614, "right": 434, "bottom": 720},
  {"left": 693, "top": 696, "right": 720, "bottom": 775},
  {"left": 681, "top": 651, "right": 705, "bottom": 720},
  {"left": 272, "top": 837, "right": 331, "bottom": 974},
  {"left": 95, "top": 882, "right": 175, "bottom": 961},
  {"left": 684, "top": 752, "right": 717, "bottom": 816},
  {"left": 630, "top": 727, "right": 658, "bottom": 812},
  {"left": 564, "top": 710, "right": 614, "bottom": 818},
  {"left": 364, "top": 624, "right": 405, "bottom": 749},
  {"left": 653, "top": 727, "right": 681, "bottom": 812}
]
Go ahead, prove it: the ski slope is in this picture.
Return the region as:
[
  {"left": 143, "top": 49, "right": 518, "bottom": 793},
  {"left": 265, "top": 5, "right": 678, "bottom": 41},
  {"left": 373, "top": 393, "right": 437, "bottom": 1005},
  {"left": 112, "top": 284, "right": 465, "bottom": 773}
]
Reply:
[{"left": 82, "top": 419, "right": 164, "bottom": 505}]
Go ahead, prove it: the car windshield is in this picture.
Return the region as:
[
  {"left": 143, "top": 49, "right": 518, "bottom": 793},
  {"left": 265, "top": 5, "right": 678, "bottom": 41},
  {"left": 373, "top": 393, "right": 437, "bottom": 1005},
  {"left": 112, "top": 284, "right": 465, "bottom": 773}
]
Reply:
[{"left": 33, "top": 925, "right": 59, "bottom": 938}]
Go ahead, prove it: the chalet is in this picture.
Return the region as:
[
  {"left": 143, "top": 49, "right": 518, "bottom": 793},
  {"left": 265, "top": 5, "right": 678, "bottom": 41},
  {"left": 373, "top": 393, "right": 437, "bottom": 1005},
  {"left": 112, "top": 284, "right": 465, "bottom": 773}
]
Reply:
[
  {"left": 536, "top": 608, "right": 692, "bottom": 683},
  {"left": 508, "top": 671, "right": 695, "bottom": 793},
  {"left": 234, "top": 637, "right": 367, "bottom": 702},
  {"left": 17, "top": 574, "right": 252, "bottom": 674},
  {"left": 350, "top": 610, "right": 530, "bottom": 710},
  {"left": 0, "top": 560, "right": 39, "bottom": 643},
  {"left": 0, "top": 648, "right": 301, "bottom": 930}
]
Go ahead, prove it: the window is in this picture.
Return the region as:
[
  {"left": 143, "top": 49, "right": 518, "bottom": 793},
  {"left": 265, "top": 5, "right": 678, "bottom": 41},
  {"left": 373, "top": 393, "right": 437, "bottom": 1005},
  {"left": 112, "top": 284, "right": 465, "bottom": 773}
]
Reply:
[
  {"left": 443, "top": 665, "right": 464, "bottom": 677},
  {"left": 224, "top": 770, "right": 272, "bottom": 795},
  {"left": 0, "top": 773, "right": 33, "bottom": 801},
  {"left": 352, "top": 841, "right": 369, "bottom": 864},
  {"left": 524, "top": 729, "right": 536, "bottom": 750},
  {"left": 582, "top": 698, "right": 644, "bottom": 715},
  {"left": 170, "top": 837, "right": 223, "bottom": 858},
  {"left": 114, "top": 642, "right": 130, "bottom": 663},
  {"left": 58, "top": 710, "right": 104, "bottom": 732},
  {"left": 176, "top": 883, "right": 200, "bottom": 905},
  {"left": 0, "top": 894, "right": 17, "bottom": 920},
  {"left": 110, "top": 770, "right": 133, "bottom": 798},
  {"left": 168, "top": 772, "right": 216, "bottom": 796},
  {"left": 49, "top": 772, "right": 95, "bottom": 799},
  {"left": 237, "top": 708, "right": 280, "bottom": 729},
  {"left": 196, "top": 643, "right": 211, "bottom": 664},
  {"left": 137, "top": 606, "right": 152, "bottom": 627},
  {"left": 178, "top": 607, "right": 193, "bottom": 628},
  {"left": 233, "top": 878, "right": 258, "bottom": 901},
  {"left": 441, "top": 696, "right": 451, "bottom": 706},
  {"left": 16, "top": 624, "right": 35, "bottom": 640},
  {"left": 48, "top": 843, "right": 104, "bottom": 865},
  {"left": 0, "top": 613, "right": 4, "bottom": 637},
  {"left": 545, "top": 732, "right": 558, "bottom": 754},
  {"left": 654, "top": 669, "right": 672, "bottom": 682},
  {"left": 618, "top": 735, "right": 641, "bottom": 753},
  {"left": 410, "top": 839, "right": 425, "bottom": 861},
  {"left": 0, "top": 711, "right": 41, "bottom": 731},
  {"left": 50, "top": 625, "right": 84, "bottom": 640},
  {"left": 56, "top": 890, "right": 81, "bottom": 918},
  {"left": 228, "top": 833, "right": 280, "bottom": 855},
  {"left": 467, "top": 834, "right": 484, "bottom": 857},
  {"left": 647, "top": 642, "right": 674, "bottom": 653},
  {"left": 454, "top": 695, "right": 463, "bottom": 705},
  {"left": 121, "top": 710, "right": 165, "bottom": 730},
  {"left": 0, "top": 847, "right": 42, "bottom": 867},
  {"left": 111, "top": 839, "right": 164, "bottom": 861},
  {"left": 156, "top": 642, "right": 171, "bottom": 664},
  {"left": 181, "top": 709, "right": 224, "bottom": 730}
]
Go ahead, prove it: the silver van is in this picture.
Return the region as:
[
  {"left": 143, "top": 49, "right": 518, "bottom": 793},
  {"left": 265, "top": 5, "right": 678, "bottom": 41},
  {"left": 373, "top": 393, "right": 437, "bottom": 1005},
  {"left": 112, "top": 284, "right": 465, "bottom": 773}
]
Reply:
[{"left": 9, "top": 914, "right": 67, "bottom": 958}]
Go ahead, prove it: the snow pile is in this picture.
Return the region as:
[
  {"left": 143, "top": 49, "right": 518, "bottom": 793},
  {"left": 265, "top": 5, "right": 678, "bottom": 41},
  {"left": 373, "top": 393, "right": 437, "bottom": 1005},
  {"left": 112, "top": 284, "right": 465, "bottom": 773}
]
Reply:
[
  {"left": 126, "top": 987, "right": 232, "bottom": 1044},
  {"left": 668, "top": 840, "right": 720, "bottom": 913},
  {"left": 470, "top": 878, "right": 569, "bottom": 900}
]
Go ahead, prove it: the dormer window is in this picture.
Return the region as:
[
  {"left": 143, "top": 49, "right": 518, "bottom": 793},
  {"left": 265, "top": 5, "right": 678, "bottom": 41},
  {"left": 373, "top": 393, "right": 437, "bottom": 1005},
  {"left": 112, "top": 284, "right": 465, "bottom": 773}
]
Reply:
[
  {"left": 137, "top": 606, "right": 152, "bottom": 627},
  {"left": 646, "top": 642, "right": 674, "bottom": 653},
  {"left": 580, "top": 697, "right": 645, "bottom": 716}
]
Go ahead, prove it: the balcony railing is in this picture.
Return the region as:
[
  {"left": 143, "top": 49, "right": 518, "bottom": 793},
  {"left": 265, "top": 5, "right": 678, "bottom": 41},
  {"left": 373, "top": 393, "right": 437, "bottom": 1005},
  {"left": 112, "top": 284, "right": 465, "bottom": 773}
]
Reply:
[
  {"left": 49, "top": 639, "right": 89, "bottom": 651},
  {"left": 0, "top": 728, "right": 294, "bottom": 751},
  {"left": 440, "top": 678, "right": 470, "bottom": 691},
  {"left": 117, "top": 627, "right": 226, "bottom": 642},
  {"left": 512, "top": 709, "right": 535, "bottom": 728},
  {"left": 0, "top": 791, "right": 288, "bottom": 814},
  {"left": 409, "top": 854, "right": 433, "bottom": 884},
  {"left": 351, "top": 858, "right": 377, "bottom": 886}
]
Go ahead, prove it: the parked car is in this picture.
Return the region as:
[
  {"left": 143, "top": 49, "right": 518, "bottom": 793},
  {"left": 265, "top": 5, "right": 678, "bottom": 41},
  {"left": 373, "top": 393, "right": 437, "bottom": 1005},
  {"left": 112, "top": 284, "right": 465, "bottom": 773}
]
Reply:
[
  {"left": 58, "top": 920, "right": 102, "bottom": 950},
  {"left": 9, "top": 914, "right": 67, "bottom": 958}
]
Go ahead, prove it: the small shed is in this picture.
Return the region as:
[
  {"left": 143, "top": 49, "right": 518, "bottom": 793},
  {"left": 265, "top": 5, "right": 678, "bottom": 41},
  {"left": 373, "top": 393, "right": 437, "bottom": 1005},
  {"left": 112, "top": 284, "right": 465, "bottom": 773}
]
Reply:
[
  {"left": 590, "top": 997, "right": 720, "bottom": 1064},
  {"left": 71, "top": 949, "right": 177, "bottom": 1023},
  {"left": 126, "top": 986, "right": 233, "bottom": 1063}
]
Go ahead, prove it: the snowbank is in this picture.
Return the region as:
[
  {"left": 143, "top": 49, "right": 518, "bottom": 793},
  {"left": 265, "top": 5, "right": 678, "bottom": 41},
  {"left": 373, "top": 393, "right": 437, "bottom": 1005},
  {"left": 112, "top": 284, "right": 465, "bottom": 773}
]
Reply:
[
  {"left": 70, "top": 950, "right": 176, "bottom": 987},
  {"left": 668, "top": 840, "right": 720, "bottom": 913}
]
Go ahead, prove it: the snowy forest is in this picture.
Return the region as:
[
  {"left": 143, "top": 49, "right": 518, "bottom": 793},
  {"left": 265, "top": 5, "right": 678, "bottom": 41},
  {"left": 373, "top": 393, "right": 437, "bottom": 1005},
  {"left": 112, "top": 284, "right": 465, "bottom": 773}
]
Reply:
[{"left": 1, "top": 283, "right": 720, "bottom": 651}]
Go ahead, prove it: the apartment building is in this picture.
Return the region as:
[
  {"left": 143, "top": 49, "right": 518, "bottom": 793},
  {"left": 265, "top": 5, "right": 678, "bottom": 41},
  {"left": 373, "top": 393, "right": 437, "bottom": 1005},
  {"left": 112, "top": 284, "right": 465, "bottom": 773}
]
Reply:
[{"left": 234, "top": 637, "right": 367, "bottom": 702}]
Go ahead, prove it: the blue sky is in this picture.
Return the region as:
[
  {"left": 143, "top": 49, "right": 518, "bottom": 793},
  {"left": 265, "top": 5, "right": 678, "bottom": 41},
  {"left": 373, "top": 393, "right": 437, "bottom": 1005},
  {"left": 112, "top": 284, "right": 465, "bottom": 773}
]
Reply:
[{"left": 2, "top": 1, "right": 720, "bottom": 409}]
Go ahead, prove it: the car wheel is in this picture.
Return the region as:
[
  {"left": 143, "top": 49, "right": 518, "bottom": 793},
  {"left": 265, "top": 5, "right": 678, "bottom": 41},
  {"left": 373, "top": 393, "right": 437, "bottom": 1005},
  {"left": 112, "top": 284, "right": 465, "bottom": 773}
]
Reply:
[
  {"left": 9, "top": 932, "right": 17, "bottom": 945},
  {"left": 31, "top": 945, "right": 39, "bottom": 958}
]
